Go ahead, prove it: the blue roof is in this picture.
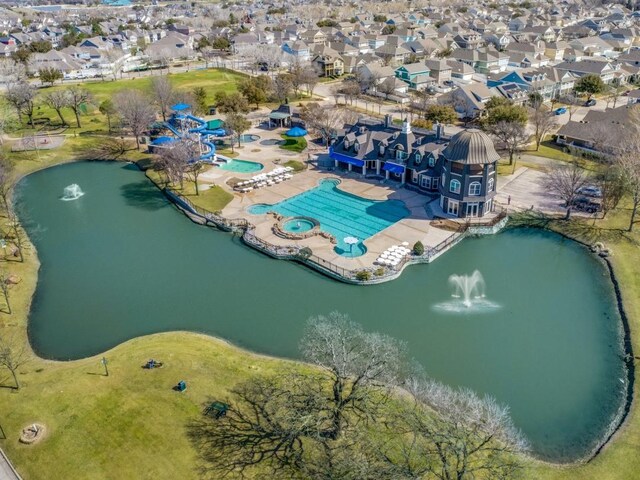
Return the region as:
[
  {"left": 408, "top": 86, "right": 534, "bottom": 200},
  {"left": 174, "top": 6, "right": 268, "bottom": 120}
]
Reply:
[
  {"left": 286, "top": 126, "right": 307, "bottom": 137},
  {"left": 171, "top": 103, "right": 191, "bottom": 111},
  {"left": 383, "top": 162, "right": 405, "bottom": 174}
]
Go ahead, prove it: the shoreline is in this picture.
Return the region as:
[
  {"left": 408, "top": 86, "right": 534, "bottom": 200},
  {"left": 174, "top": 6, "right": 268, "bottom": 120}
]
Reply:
[{"left": 7, "top": 159, "right": 636, "bottom": 471}]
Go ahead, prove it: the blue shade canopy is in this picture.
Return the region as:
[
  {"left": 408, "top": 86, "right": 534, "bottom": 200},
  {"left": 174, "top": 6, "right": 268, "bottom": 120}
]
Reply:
[
  {"left": 171, "top": 103, "right": 191, "bottom": 111},
  {"left": 286, "top": 126, "right": 307, "bottom": 137},
  {"left": 149, "top": 136, "right": 176, "bottom": 146}
]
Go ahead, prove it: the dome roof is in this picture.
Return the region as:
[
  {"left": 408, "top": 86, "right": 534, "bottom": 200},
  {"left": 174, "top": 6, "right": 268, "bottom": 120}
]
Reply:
[{"left": 441, "top": 129, "right": 500, "bottom": 165}]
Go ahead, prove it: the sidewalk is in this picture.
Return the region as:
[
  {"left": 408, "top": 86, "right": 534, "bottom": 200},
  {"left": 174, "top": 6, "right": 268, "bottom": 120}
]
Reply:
[{"left": 0, "top": 450, "right": 21, "bottom": 480}]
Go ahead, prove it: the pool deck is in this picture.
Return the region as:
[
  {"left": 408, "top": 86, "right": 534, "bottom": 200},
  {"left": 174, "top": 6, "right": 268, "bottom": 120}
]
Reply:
[{"left": 189, "top": 124, "right": 501, "bottom": 274}]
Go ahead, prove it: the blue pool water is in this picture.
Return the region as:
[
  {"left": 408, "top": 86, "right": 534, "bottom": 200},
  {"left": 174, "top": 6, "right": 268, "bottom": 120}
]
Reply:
[
  {"left": 249, "top": 179, "right": 409, "bottom": 257},
  {"left": 219, "top": 159, "right": 263, "bottom": 173},
  {"left": 283, "top": 218, "right": 315, "bottom": 233}
]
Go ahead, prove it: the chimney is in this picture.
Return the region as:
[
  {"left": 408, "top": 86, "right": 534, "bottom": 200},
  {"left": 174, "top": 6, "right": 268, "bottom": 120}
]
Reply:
[
  {"left": 435, "top": 122, "right": 445, "bottom": 140},
  {"left": 384, "top": 114, "right": 392, "bottom": 128}
]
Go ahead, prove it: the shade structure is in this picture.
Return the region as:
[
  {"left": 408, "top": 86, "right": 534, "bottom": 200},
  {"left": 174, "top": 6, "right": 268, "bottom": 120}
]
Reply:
[
  {"left": 383, "top": 162, "right": 405, "bottom": 174},
  {"left": 286, "top": 126, "right": 308, "bottom": 137},
  {"left": 171, "top": 103, "right": 191, "bottom": 112}
]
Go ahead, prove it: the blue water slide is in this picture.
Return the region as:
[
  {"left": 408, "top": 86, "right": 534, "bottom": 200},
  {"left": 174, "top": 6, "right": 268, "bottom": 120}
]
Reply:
[
  {"left": 199, "top": 141, "right": 216, "bottom": 161},
  {"left": 185, "top": 114, "right": 207, "bottom": 133}
]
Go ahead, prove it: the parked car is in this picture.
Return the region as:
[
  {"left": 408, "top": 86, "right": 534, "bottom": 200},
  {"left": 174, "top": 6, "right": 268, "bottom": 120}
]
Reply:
[
  {"left": 585, "top": 98, "right": 597, "bottom": 107},
  {"left": 572, "top": 196, "right": 601, "bottom": 213},
  {"left": 577, "top": 185, "right": 603, "bottom": 198},
  {"left": 554, "top": 107, "right": 567, "bottom": 115}
]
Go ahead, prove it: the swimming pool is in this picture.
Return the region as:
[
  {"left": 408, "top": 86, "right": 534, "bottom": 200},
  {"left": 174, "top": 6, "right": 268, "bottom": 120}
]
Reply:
[
  {"left": 249, "top": 178, "right": 409, "bottom": 257},
  {"left": 219, "top": 159, "right": 264, "bottom": 173},
  {"left": 239, "top": 134, "right": 260, "bottom": 143}
]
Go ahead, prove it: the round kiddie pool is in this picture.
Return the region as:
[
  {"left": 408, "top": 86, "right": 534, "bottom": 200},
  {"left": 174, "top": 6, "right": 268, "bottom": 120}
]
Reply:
[
  {"left": 239, "top": 134, "right": 260, "bottom": 143},
  {"left": 282, "top": 217, "right": 315, "bottom": 234},
  {"left": 218, "top": 160, "right": 264, "bottom": 173}
]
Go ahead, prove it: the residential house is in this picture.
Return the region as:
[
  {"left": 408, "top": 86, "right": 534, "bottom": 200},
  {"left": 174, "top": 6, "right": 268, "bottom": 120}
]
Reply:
[
  {"left": 555, "top": 59, "right": 619, "bottom": 84},
  {"left": 425, "top": 58, "right": 452, "bottom": 84},
  {"left": 394, "top": 63, "right": 433, "bottom": 90},
  {"left": 312, "top": 51, "right": 344, "bottom": 76},
  {"left": 446, "top": 59, "right": 475, "bottom": 81},
  {"left": 282, "top": 41, "right": 310, "bottom": 61}
]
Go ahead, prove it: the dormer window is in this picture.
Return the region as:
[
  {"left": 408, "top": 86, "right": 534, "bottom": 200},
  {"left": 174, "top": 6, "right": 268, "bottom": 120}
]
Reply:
[
  {"left": 344, "top": 140, "right": 350, "bottom": 149},
  {"left": 379, "top": 145, "right": 385, "bottom": 156},
  {"left": 428, "top": 155, "right": 435, "bottom": 167},
  {"left": 415, "top": 153, "right": 422, "bottom": 164},
  {"left": 354, "top": 142, "right": 359, "bottom": 152}
]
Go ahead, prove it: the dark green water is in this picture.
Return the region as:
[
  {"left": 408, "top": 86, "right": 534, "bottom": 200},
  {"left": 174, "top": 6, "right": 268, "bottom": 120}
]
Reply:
[{"left": 16, "top": 162, "right": 626, "bottom": 462}]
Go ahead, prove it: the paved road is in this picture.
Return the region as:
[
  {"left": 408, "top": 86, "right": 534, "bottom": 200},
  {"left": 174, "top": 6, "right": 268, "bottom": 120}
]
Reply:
[{"left": 0, "top": 449, "right": 21, "bottom": 480}]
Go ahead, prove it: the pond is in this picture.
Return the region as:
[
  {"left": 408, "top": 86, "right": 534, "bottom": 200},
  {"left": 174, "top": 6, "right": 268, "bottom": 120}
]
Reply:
[{"left": 16, "top": 162, "right": 626, "bottom": 462}]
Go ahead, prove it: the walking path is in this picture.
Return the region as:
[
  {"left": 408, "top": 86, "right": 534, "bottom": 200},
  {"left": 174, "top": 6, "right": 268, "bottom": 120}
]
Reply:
[{"left": 0, "top": 450, "right": 21, "bottom": 480}]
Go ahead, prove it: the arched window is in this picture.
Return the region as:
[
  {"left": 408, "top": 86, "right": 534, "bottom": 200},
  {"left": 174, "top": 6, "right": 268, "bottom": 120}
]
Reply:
[
  {"left": 428, "top": 155, "right": 435, "bottom": 167},
  {"left": 469, "top": 181, "right": 481, "bottom": 196},
  {"left": 449, "top": 179, "right": 461, "bottom": 194},
  {"left": 488, "top": 177, "right": 494, "bottom": 192},
  {"left": 379, "top": 144, "right": 385, "bottom": 156},
  {"left": 354, "top": 142, "right": 359, "bottom": 152},
  {"left": 415, "top": 153, "right": 422, "bottom": 164}
]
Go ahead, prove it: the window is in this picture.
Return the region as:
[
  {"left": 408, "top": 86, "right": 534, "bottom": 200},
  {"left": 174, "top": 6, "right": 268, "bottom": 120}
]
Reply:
[
  {"left": 412, "top": 170, "right": 418, "bottom": 183},
  {"left": 420, "top": 176, "right": 431, "bottom": 189},
  {"left": 469, "top": 182, "right": 481, "bottom": 196},
  {"left": 441, "top": 172, "right": 446, "bottom": 185},
  {"left": 428, "top": 155, "right": 435, "bottom": 167},
  {"left": 449, "top": 179, "right": 461, "bottom": 194},
  {"left": 354, "top": 142, "right": 359, "bottom": 152},
  {"left": 415, "top": 153, "right": 422, "bottom": 164},
  {"left": 379, "top": 145, "right": 385, "bottom": 156},
  {"left": 344, "top": 140, "right": 350, "bottom": 149},
  {"left": 396, "top": 149, "right": 407, "bottom": 160},
  {"left": 433, "top": 177, "right": 439, "bottom": 189},
  {"left": 488, "top": 177, "right": 494, "bottom": 192}
]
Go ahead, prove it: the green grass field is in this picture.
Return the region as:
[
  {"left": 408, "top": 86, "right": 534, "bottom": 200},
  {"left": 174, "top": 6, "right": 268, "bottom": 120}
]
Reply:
[
  {"left": 279, "top": 134, "right": 307, "bottom": 153},
  {"left": 12, "top": 68, "right": 245, "bottom": 136}
]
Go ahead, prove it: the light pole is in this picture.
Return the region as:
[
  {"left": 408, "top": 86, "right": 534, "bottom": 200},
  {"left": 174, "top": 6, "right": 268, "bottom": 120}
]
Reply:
[{"left": 101, "top": 357, "right": 109, "bottom": 377}]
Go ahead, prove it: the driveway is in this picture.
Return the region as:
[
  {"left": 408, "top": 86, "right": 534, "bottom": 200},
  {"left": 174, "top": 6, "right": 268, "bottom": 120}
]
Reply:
[{"left": 496, "top": 167, "right": 567, "bottom": 214}]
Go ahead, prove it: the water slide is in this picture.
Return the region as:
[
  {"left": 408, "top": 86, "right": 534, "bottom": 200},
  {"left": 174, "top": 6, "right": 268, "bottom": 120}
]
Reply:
[
  {"left": 163, "top": 121, "right": 183, "bottom": 138},
  {"left": 200, "top": 141, "right": 216, "bottom": 162}
]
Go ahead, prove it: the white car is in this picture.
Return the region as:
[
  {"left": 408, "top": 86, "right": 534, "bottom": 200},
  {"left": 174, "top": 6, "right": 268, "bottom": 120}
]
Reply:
[{"left": 577, "top": 185, "right": 603, "bottom": 198}]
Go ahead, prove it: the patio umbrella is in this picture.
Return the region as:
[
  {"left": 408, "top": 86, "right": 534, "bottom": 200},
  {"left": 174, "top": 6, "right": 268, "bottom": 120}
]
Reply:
[
  {"left": 344, "top": 236, "right": 359, "bottom": 253},
  {"left": 286, "top": 126, "right": 308, "bottom": 137}
]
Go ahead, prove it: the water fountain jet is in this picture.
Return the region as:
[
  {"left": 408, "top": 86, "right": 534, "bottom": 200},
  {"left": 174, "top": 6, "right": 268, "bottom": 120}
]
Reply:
[{"left": 61, "top": 184, "right": 84, "bottom": 201}]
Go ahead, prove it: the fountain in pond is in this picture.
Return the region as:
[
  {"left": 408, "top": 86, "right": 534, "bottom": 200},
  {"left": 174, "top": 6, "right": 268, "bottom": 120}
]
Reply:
[
  {"left": 61, "top": 184, "right": 84, "bottom": 201},
  {"left": 433, "top": 270, "right": 500, "bottom": 313}
]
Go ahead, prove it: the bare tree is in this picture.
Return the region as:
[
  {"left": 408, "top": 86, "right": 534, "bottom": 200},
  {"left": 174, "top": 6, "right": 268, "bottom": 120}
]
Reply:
[
  {"left": 560, "top": 93, "right": 581, "bottom": 121},
  {"left": 43, "top": 90, "right": 70, "bottom": 126},
  {"left": 155, "top": 138, "right": 200, "bottom": 189},
  {"left": 300, "top": 312, "right": 407, "bottom": 440},
  {"left": 373, "top": 377, "right": 528, "bottom": 480},
  {"left": 302, "top": 65, "right": 320, "bottom": 97},
  {"left": 114, "top": 90, "right": 156, "bottom": 150},
  {"left": 0, "top": 155, "right": 13, "bottom": 211},
  {"left": 4, "top": 82, "right": 37, "bottom": 127},
  {"left": 6, "top": 212, "right": 28, "bottom": 262},
  {"left": 544, "top": 163, "right": 588, "bottom": 218},
  {"left": 272, "top": 73, "right": 292, "bottom": 104},
  {"left": 151, "top": 75, "right": 174, "bottom": 122},
  {"left": 597, "top": 167, "right": 626, "bottom": 219},
  {"left": 615, "top": 134, "right": 640, "bottom": 231},
  {"left": 300, "top": 103, "right": 356, "bottom": 147},
  {"left": 224, "top": 113, "right": 251, "bottom": 152},
  {"left": 486, "top": 121, "right": 529, "bottom": 166},
  {"left": 0, "top": 272, "right": 11, "bottom": 314},
  {"left": 529, "top": 103, "right": 557, "bottom": 151},
  {"left": 66, "top": 86, "right": 93, "bottom": 128},
  {"left": 0, "top": 333, "right": 30, "bottom": 389}
]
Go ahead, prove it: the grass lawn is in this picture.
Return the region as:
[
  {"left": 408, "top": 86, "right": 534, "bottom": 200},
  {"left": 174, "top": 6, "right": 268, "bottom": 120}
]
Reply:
[
  {"left": 10, "top": 68, "right": 245, "bottom": 136},
  {"left": 279, "top": 134, "right": 307, "bottom": 153},
  {"left": 284, "top": 159, "right": 307, "bottom": 172}
]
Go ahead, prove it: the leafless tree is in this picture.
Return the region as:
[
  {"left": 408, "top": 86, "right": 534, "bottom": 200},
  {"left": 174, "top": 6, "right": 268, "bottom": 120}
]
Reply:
[
  {"left": 378, "top": 77, "right": 397, "bottom": 99},
  {"left": 66, "top": 86, "right": 93, "bottom": 128},
  {"left": 105, "top": 49, "right": 125, "bottom": 81},
  {"left": 373, "top": 376, "right": 528, "bottom": 480},
  {"left": 597, "top": 167, "right": 626, "bottom": 219},
  {"left": 155, "top": 138, "right": 200, "bottom": 189},
  {"left": 0, "top": 333, "right": 30, "bottom": 389},
  {"left": 300, "top": 312, "right": 408, "bottom": 440},
  {"left": 0, "top": 272, "right": 11, "bottom": 314},
  {"left": 300, "top": 103, "right": 356, "bottom": 146},
  {"left": 486, "top": 121, "right": 529, "bottom": 166},
  {"left": 4, "top": 82, "right": 37, "bottom": 127},
  {"left": 288, "top": 60, "right": 306, "bottom": 97},
  {"left": 0, "top": 155, "right": 13, "bottom": 211},
  {"left": 272, "top": 73, "right": 293, "bottom": 103},
  {"left": 114, "top": 90, "right": 156, "bottom": 150},
  {"left": 529, "top": 103, "right": 557, "bottom": 151},
  {"left": 6, "top": 212, "right": 28, "bottom": 262},
  {"left": 615, "top": 134, "right": 640, "bottom": 231},
  {"left": 560, "top": 93, "right": 581, "bottom": 121},
  {"left": 544, "top": 163, "right": 588, "bottom": 218},
  {"left": 151, "top": 75, "right": 175, "bottom": 122},
  {"left": 43, "top": 90, "right": 70, "bottom": 126},
  {"left": 302, "top": 65, "right": 320, "bottom": 97}
]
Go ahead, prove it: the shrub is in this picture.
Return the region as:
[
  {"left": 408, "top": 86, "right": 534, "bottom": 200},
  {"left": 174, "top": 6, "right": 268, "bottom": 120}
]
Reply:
[
  {"left": 298, "top": 247, "right": 313, "bottom": 259},
  {"left": 411, "top": 118, "right": 433, "bottom": 130},
  {"left": 413, "top": 241, "right": 424, "bottom": 256},
  {"left": 374, "top": 267, "right": 385, "bottom": 276},
  {"left": 355, "top": 270, "right": 371, "bottom": 281}
]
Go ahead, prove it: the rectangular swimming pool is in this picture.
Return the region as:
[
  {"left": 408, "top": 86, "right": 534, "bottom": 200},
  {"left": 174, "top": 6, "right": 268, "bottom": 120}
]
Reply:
[{"left": 248, "top": 178, "right": 409, "bottom": 257}]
